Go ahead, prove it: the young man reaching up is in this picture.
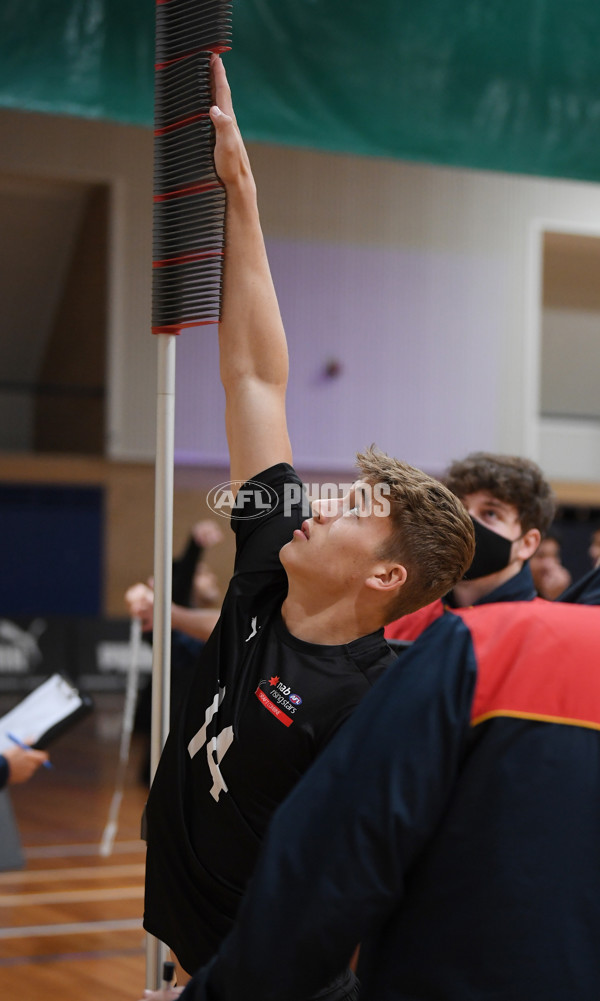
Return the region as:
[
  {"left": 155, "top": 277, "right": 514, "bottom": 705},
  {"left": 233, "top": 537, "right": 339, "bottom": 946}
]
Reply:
[{"left": 141, "top": 55, "right": 474, "bottom": 1000}]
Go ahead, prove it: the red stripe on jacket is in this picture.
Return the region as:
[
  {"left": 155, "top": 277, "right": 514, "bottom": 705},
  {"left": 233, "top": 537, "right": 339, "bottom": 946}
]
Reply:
[
  {"left": 454, "top": 599, "right": 600, "bottom": 729},
  {"left": 384, "top": 599, "right": 444, "bottom": 642}
]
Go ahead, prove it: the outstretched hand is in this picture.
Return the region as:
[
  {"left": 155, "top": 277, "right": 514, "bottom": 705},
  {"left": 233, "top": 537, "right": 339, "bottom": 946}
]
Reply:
[{"left": 210, "top": 55, "right": 253, "bottom": 189}]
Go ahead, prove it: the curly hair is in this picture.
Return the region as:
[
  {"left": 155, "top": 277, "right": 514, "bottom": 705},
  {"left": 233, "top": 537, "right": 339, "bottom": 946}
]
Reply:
[
  {"left": 356, "top": 446, "right": 475, "bottom": 621},
  {"left": 444, "top": 452, "right": 556, "bottom": 535}
]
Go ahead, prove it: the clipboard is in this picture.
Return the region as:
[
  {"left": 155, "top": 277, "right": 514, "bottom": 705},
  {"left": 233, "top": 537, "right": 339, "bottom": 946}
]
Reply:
[{"left": 0, "top": 674, "right": 93, "bottom": 751}]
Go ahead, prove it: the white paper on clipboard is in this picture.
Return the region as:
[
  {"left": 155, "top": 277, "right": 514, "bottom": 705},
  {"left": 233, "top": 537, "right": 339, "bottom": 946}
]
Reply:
[{"left": 0, "top": 674, "right": 92, "bottom": 752}]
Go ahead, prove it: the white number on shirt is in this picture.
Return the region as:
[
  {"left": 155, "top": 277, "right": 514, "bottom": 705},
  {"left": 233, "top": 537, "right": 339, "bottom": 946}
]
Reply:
[{"left": 187, "top": 685, "right": 234, "bottom": 802}]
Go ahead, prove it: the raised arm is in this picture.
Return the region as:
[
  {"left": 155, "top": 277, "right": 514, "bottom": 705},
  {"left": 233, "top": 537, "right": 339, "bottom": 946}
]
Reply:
[{"left": 209, "top": 56, "right": 292, "bottom": 487}]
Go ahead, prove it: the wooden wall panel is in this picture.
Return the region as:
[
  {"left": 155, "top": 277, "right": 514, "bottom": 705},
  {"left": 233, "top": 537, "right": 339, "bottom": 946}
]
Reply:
[{"left": 1, "top": 452, "right": 598, "bottom": 618}]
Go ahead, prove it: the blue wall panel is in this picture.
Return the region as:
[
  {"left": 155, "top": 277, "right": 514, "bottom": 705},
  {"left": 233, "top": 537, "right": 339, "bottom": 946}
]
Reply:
[{"left": 0, "top": 484, "right": 103, "bottom": 616}]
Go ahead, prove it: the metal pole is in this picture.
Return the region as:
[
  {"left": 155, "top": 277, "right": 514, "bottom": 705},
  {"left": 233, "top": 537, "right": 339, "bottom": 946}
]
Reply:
[{"left": 146, "top": 332, "right": 176, "bottom": 989}]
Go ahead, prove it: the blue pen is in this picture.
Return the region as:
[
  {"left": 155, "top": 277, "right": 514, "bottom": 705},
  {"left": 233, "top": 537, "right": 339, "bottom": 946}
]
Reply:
[{"left": 6, "top": 732, "right": 53, "bottom": 769}]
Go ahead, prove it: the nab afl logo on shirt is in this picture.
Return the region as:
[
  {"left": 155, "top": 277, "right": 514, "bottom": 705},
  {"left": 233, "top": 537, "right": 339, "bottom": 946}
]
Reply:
[{"left": 255, "top": 676, "right": 304, "bottom": 727}]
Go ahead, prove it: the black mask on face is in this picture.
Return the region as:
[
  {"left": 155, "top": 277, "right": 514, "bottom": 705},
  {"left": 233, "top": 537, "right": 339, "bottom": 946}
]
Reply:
[{"left": 462, "top": 517, "right": 514, "bottom": 581}]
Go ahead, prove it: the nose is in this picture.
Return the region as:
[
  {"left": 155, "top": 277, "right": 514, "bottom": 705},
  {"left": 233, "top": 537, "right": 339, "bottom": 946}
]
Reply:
[{"left": 311, "top": 496, "right": 341, "bottom": 522}]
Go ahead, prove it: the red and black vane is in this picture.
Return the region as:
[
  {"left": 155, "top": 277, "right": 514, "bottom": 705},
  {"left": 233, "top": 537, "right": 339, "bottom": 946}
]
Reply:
[{"left": 152, "top": 0, "right": 233, "bottom": 334}]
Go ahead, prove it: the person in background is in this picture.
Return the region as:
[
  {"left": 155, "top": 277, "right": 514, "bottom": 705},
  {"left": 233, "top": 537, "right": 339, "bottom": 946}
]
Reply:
[
  {"left": 127, "top": 520, "right": 225, "bottom": 785},
  {"left": 172, "top": 521, "right": 224, "bottom": 607},
  {"left": 126, "top": 519, "right": 224, "bottom": 643},
  {"left": 385, "top": 451, "right": 555, "bottom": 643},
  {"left": 556, "top": 523, "right": 600, "bottom": 606},
  {"left": 0, "top": 742, "right": 48, "bottom": 789},
  {"left": 529, "top": 529, "right": 572, "bottom": 600}
]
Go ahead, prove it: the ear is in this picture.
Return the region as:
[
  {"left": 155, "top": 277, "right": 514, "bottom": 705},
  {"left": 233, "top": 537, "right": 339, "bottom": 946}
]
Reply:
[
  {"left": 365, "top": 562, "right": 408, "bottom": 594},
  {"left": 516, "top": 527, "right": 541, "bottom": 562}
]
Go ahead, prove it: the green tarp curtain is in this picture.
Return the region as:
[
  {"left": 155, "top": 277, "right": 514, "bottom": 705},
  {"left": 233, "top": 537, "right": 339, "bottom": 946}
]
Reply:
[{"left": 2, "top": 0, "right": 600, "bottom": 182}]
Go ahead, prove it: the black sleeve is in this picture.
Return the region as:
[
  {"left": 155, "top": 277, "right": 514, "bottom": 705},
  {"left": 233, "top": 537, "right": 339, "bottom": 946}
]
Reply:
[
  {"left": 557, "top": 566, "right": 600, "bottom": 605},
  {"left": 179, "top": 613, "right": 478, "bottom": 1001},
  {"left": 232, "top": 464, "right": 311, "bottom": 577},
  {"left": 0, "top": 754, "right": 8, "bottom": 790},
  {"left": 172, "top": 536, "right": 203, "bottom": 607}
]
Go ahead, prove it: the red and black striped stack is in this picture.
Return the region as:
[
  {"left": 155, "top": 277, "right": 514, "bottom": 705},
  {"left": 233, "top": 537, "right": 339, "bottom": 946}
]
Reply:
[{"left": 152, "top": 0, "right": 233, "bottom": 334}]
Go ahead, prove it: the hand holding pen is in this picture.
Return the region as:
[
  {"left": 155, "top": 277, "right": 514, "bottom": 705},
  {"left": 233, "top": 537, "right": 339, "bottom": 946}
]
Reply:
[{"left": 4, "top": 733, "right": 52, "bottom": 784}]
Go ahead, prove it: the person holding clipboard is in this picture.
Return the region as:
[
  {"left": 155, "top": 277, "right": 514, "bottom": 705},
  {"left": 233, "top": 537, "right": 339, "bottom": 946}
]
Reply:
[
  {"left": 0, "top": 740, "right": 49, "bottom": 788},
  {"left": 0, "top": 673, "right": 91, "bottom": 788}
]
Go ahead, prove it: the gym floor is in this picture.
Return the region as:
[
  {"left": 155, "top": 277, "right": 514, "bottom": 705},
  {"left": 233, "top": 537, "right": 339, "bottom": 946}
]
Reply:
[{"left": 0, "top": 693, "right": 150, "bottom": 1000}]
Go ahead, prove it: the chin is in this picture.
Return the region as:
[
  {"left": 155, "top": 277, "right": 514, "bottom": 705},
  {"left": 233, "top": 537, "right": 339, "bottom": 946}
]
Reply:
[
  {"left": 279, "top": 540, "right": 311, "bottom": 583},
  {"left": 279, "top": 540, "right": 293, "bottom": 569}
]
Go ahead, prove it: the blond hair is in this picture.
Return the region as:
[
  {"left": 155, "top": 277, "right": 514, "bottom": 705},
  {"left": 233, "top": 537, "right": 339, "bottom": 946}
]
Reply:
[{"left": 356, "top": 446, "right": 475, "bottom": 622}]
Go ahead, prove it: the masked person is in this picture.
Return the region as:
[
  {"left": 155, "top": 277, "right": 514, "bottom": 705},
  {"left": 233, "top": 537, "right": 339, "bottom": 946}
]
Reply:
[{"left": 385, "top": 452, "right": 556, "bottom": 642}]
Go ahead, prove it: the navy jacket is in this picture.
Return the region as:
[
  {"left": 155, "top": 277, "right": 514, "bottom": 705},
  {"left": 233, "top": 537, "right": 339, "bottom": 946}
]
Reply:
[
  {"left": 181, "top": 597, "right": 600, "bottom": 1001},
  {"left": 385, "top": 561, "right": 536, "bottom": 642},
  {"left": 558, "top": 564, "right": 600, "bottom": 605}
]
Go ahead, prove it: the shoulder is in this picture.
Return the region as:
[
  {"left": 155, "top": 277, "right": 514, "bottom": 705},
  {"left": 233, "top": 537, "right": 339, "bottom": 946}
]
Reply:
[
  {"left": 231, "top": 464, "right": 309, "bottom": 575},
  {"left": 457, "top": 595, "right": 600, "bottom": 644},
  {"left": 384, "top": 599, "right": 445, "bottom": 642},
  {"left": 369, "top": 611, "right": 478, "bottom": 718},
  {"left": 309, "top": 614, "right": 478, "bottom": 786},
  {"left": 463, "top": 599, "right": 600, "bottom": 729},
  {"left": 233, "top": 463, "right": 304, "bottom": 508},
  {"left": 231, "top": 463, "right": 308, "bottom": 536}
]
